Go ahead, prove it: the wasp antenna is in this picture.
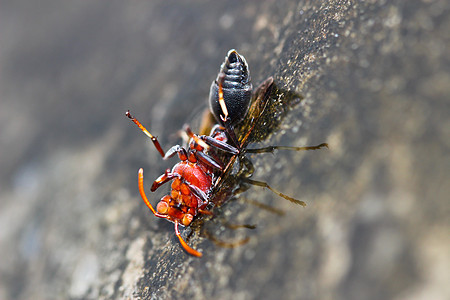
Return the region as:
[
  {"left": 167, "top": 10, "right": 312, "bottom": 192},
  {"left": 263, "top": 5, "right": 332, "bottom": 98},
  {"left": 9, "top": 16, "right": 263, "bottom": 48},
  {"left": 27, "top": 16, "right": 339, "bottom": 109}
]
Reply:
[
  {"left": 138, "top": 168, "right": 159, "bottom": 215},
  {"left": 126, "top": 110, "right": 155, "bottom": 139},
  {"left": 184, "top": 125, "right": 210, "bottom": 150},
  {"left": 174, "top": 221, "right": 202, "bottom": 257},
  {"left": 126, "top": 110, "right": 166, "bottom": 157}
]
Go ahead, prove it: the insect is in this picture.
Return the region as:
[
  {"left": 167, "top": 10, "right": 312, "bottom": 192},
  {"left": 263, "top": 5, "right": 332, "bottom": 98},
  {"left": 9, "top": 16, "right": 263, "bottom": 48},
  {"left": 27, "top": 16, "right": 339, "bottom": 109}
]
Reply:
[{"left": 126, "top": 49, "right": 327, "bottom": 257}]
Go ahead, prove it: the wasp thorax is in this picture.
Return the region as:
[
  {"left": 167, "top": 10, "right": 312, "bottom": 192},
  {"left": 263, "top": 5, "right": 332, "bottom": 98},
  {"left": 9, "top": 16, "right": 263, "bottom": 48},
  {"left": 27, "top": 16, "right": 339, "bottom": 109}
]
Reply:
[{"left": 209, "top": 49, "right": 253, "bottom": 126}]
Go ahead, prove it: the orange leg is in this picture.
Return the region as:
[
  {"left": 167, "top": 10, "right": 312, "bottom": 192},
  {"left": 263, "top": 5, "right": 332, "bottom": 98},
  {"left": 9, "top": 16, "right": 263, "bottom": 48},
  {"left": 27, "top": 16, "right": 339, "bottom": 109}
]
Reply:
[
  {"left": 174, "top": 221, "right": 202, "bottom": 257},
  {"left": 150, "top": 169, "right": 178, "bottom": 192}
]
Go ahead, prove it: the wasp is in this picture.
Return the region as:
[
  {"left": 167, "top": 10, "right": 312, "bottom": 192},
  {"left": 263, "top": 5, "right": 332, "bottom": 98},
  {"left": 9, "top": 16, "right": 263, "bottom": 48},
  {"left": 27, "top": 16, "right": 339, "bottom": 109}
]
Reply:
[{"left": 126, "top": 50, "right": 327, "bottom": 257}]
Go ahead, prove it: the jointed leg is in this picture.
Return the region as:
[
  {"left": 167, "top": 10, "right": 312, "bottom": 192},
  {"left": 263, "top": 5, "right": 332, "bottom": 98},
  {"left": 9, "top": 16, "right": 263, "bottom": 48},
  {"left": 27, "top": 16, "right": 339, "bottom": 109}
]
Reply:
[
  {"left": 241, "top": 177, "right": 307, "bottom": 207},
  {"left": 150, "top": 169, "right": 180, "bottom": 192},
  {"left": 195, "top": 151, "right": 224, "bottom": 171},
  {"left": 202, "top": 135, "right": 239, "bottom": 154},
  {"left": 163, "top": 145, "right": 188, "bottom": 161},
  {"left": 242, "top": 198, "right": 285, "bottom": 216},
  {"left": 186, "top": 182, "right": 210, "bottom": 207},
  {"left": 245, "top": 143, "right": 328, "bottom": 154},
  {"left": 202, "top": 227, "right": 250, "bottom": 249},
  {"left": 184, "top": 125, "right": 210, "bottom": 150}
]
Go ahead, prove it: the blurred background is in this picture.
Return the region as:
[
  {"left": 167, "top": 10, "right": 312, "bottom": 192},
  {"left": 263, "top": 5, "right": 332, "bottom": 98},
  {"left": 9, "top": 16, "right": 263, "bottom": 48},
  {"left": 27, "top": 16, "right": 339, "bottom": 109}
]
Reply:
[{"left": 1, "top": 0, "right": 449, "bottom": 299}]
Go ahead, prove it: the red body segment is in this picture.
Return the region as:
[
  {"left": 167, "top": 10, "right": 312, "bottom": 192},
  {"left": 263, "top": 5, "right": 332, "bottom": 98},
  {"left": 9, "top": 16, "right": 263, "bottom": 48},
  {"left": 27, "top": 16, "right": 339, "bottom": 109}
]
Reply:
[
  {"left": 154, "top": 160, "right": 214, "bottom": 227},
  {"left": 172, "top": 162, "right": 213, "bottom": 196},
  {"left": 152, "top": 160, "right": 214, "bottom": 228}
]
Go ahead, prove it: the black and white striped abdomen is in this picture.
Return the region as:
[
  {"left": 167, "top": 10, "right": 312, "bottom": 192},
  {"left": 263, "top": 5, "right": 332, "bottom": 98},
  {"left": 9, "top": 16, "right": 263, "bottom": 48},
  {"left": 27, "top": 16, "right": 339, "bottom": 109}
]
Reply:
[{"left": 209, "top": 49, "right": 253, "bottom": 126}]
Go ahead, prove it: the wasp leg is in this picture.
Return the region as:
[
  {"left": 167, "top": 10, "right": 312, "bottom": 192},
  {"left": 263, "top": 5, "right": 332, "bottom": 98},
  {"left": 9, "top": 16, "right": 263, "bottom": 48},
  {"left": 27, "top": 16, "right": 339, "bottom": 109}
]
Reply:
[
  {"left": 245, "top": 143, "right": 329, "bottom": 154},
  {"left": 150, "top": 169, "right": 180, "bottom": 192},
  {"left": 163, "top": 145, "right": 188, "bottom": 161},
  {"left": 195, "top": 151, "right": 224, "bottom": 171},
  {"left": 126, "top": 110, "right": 166, "bottom": 158},
  {"left": 237, "top": 155, "right": 255, "bottom": 178},
  {"left": 202, "top": 135, "right": 239, "bottom": 154},
  {"left": 224, "top": 222, "right": 256, "bottom": 230},
  {"left": 242, "top": 198, "right": 285, "bottom": 216},
  {"left": 174, "top": 221, "right": 202, "bottom": 257},
  {"left": 185, "top": 182, "right": 210, "bottom": 207},
  {"left": 198, "top": 209, "right": 214, "bottom": 215},
  {"left": 183, "top": 125, "right": 210, "bottom": 150},
  {"left": 202, "top": 227, "right": 250, "bottom": 249},
  {"left": 241, "top": 177, "right": 307, "bottom": 207}
]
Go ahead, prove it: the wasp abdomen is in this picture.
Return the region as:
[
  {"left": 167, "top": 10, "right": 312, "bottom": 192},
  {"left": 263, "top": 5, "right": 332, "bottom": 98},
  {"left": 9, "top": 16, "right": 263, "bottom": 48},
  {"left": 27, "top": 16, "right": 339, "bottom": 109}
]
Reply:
[
  {"left": 221, "top": 51, "right": 249, "bottom": 88},
  {"left": 209, "top": 49, "right": 253, "bottom": 126}
]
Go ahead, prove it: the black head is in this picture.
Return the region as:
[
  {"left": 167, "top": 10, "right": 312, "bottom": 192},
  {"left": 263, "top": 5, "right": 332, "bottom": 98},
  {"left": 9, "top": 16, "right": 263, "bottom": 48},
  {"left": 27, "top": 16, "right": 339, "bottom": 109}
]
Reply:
[{"left": 209, "top": 49, "right": 253, "bottom": 126}]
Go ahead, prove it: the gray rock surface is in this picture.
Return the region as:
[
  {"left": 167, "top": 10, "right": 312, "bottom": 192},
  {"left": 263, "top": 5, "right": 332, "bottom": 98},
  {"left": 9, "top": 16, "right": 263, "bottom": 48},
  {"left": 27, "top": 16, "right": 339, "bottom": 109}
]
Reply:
[{"left": 1, "top": 0, "right": 449, "bottom": 299}]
